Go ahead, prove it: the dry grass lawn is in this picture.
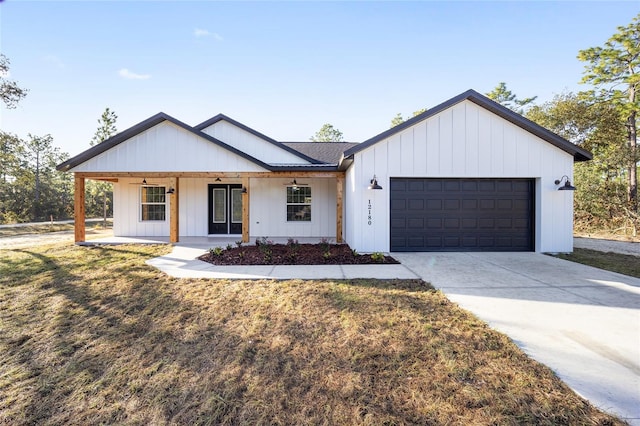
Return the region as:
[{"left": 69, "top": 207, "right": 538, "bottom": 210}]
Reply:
[
  {"left": 556, "top": 248, "right": 640, "bottom": 279},
  {"left": 0, "top": 243, "right": 624, "bottom": 425}
]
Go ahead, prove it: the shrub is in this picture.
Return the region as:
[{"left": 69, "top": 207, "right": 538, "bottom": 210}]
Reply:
[{"left": 209, "top": 247, "right": 224, "bottom": 256}]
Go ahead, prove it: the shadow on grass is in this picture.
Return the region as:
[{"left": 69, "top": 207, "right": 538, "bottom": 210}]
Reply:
[{"left": 0, "top": 245, "right": 624, "bottom": 425}]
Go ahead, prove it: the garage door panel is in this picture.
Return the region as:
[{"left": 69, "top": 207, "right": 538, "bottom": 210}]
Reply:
[
  {"left": 408, "top": 180, "right": 424, "bottom": 191},
  {"left": 408, "top": 199, "right": 424, "bottom": 210},
  {"left": 390, "top": 178, "right": 534, "bottom": 252}
]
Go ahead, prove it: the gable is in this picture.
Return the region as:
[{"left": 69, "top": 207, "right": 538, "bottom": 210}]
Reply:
[
  {"left": 67, "top": 121, "right": 268, "bottom": 173},
  {"left": 355, "top": 99, "right": 575, "bottom": 178},
  {"left": 197, "top": 115, "right": 316, "bottom": 165},
  {"left": 343, "top": 89, "right": 592, "bottom": 163}
]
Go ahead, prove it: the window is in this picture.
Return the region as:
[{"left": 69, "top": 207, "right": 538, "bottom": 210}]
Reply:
[
  {"left": 141, "top": 186, "right": 166, "bottom": 221},
  {"left": 286, "top": 186, "right": 311, "bottom": 221}
]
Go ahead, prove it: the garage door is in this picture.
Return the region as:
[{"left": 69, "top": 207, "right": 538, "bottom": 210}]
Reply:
[{"left": 390, "top": 178, "right": 534, "bottom": 252}]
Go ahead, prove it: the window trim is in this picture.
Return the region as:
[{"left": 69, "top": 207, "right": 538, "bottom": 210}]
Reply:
[
  {"left": 286, "top": 185, "right": 312, "bottom": 222},
  {"left": 140, "top": 185, "right": 167, "bottom": 222}
]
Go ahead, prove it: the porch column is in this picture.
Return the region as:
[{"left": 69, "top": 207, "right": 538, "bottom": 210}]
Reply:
[
  {"left": 169, "top": 177, "right": 179, "bottom": 243},
  {"left": 242, "top": 176, "right": 250, "bottom": 243},
  {"left": 74, "top": 174, "right": 86, "bottom": 243},
  {"left": 336, "top": 175, "right": 344, "bottom": 243}
]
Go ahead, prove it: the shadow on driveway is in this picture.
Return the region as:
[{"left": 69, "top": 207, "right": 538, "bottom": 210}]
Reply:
[{"left": 394, "top": 252, "right": 640, "bottom": 425}]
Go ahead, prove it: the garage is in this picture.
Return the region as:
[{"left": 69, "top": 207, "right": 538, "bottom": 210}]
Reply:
[{"left": 390, "top": 178, "right": 534, "bottom": 252}]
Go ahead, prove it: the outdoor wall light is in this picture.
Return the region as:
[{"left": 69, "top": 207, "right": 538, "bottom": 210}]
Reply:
[
  {"left": 555, "top": 175, "right": 576, "bottom": 191},
  {"left": 241, "top": 187, "right": 248, "bottom": 194},
  {"left": 215, "top": 177, "right": 222, "bottom": 182},
  {"left": 368, "top": 175, "right": 383, "bottom": 190},
  {"left": 166, "top": 187, "right": 175, "bottom": 194}
]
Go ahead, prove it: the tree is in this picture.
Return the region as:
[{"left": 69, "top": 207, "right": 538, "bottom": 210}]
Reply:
[
  {"left": 578, "top": 13, "right": 639, "bottom": 211},
  {"left": 0, "top": 54, "right": 28, "bottom": 109},
  {"left": 527, "top": 92, "right": 634, "bottom": 234},
  {"left": 0, "top": 132, "right": 25, "bottom": 223},
  {"left": 486, "top": 82, "right": 537, "bottom": 114},
  {"left": 389, "top": 108, "right": 427, "bottom": 128},
  {"left": 90, "top": 108, "right": 118, "bottom": 146},
  {"left": 310, "top": 123, "right": 344, "bottom": 142},
  {"left": 86, "top": 108, "right": 118, "bottom": 222}
]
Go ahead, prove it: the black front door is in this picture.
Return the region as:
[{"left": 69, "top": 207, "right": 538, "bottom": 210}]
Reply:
[{"left": 208, "top": 184, "right": 243, "bottom": 235}]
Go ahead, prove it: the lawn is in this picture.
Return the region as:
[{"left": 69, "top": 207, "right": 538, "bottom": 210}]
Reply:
[
  {"left": 0, "top": 243, "right": 623, "bottom": 425},
  {"left": 556, "top": 248, "right": 640, "bottom": 279}
]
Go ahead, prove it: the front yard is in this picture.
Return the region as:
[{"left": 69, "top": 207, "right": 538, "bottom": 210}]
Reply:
[{"left": 0, "top": 243, "right": 623, "bottom": 425}]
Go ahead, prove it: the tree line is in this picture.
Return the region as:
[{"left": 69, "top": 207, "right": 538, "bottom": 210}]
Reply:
[
  {"left": 1, "top": 14, "right": 638, "bottom": 237},
  {"left": 0, "top": 55, "right": 117, "bottom": 223}
]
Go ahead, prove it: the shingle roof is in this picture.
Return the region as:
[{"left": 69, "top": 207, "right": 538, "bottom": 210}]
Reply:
[{"left": 282, "top": 142, "right": 359, "bottom": 164}]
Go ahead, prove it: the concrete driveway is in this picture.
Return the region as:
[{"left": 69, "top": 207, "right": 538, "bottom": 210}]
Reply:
[{"left": 394, "top": 252, "right": 640, "bottom": 425}]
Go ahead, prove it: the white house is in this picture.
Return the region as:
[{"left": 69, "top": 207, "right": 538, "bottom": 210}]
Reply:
[{"left": 57, "top": 90, "right": 591, "bottom": 253}]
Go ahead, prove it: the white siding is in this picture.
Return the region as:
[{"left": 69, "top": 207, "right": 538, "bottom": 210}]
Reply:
[
  {"left": 113, "top": 177, "right": 337, "bottom": 239},
  {"left": 344, "top": 99, "right": 576, "bottom": 253},
  {"left": 249, "top": 178, "right": 337, "bottom": 239},
  {"left": 201, "top": 120, "right": 310, "bottom": 165},
  {"left": 113, "top": 178, "right": 171, "bottom": 237},
  {"left": 70, "top": 122, "right": 268, "bottom": 173}
]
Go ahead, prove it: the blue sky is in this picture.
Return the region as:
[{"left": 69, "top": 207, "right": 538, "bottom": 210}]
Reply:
[{"left": 1, "top": 1, "right": 638, "bottom": 156}]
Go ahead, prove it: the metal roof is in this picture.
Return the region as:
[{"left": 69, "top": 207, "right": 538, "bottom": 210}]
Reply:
[{"left": 342, "top": 89, "right": 592, "bottom": 162}]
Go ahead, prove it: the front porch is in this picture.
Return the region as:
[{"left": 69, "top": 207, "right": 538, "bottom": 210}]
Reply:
[{"left": 72, "top": 172, "right": 345, "bottom": 245}]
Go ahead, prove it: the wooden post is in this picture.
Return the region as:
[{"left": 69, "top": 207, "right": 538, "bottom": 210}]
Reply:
[
  {"left": 336, "top": 175, "right": 344, "bottom": 243},
  {"left": 242, "top": 176, "right": 250, "bottom": 243},
  {"left": 169, "top": 177, "right": 179, "bottom": 243},
  {"left": 74, "top": 175, "right": 86, "bottom": 243}
]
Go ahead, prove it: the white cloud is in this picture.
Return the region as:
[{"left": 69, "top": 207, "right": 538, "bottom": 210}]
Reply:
[
  {"left": 194, "top": 28, "right": 223, "bottom": 41},
  {"left": 118, "top": 68, "right": 151, "bottom": 80},
  {"left": 194, "top": 28, "right": 210, "bottom": 37}
]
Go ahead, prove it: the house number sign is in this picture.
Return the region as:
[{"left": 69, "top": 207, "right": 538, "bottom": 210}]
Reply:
[{"left": 367, "top": 199, "right": 372, "bottom": 225}]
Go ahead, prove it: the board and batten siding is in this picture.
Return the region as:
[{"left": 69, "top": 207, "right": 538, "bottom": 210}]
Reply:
[
  {"left": 344, "top": 99, "right": 575, "bottom": 253},
  {"left": 69, "top": 122, "right": 268, "bottom": 173},
  {"left": 200, "top": 120, "right": 310, "bottom": 165},
  {"left": 113, "top": 177, "right": 337, "bottom": 238},
  {"left": 113, "top": 178, "right": 171, "bottom": 237},
  {"left": 249, "top": 178, "right": 337, "bottom": 239}
]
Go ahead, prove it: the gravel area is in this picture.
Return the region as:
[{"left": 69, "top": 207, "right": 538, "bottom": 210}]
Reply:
[
  {"left": 574, "top": 237, "right": 640, "bottom": 257},
  {"left": 0, "top": 229, "right": 113, "bottom": 249}
]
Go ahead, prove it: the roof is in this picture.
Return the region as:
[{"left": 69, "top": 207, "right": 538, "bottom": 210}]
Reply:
[
  {"left": 56, "top": 112, "right": 276, "bottom": 172},
  {"left": 195, "top": 114, "right": 321, "bottom": 164},
  {"left": 282, "top": 142, "right": 359, "bottom": 164},
  {"left": 342, "top": 89, "right": 593, "bottom": 162}
]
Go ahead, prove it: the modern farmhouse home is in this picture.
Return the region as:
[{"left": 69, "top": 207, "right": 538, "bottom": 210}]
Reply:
[{"left": 57, "top": 90, "right": 592, "bottom": 253}]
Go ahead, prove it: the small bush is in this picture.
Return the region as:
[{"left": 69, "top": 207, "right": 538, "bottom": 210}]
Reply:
[
  {"left": 209, "top": 247, "right": 224, "bottom": 256},
  {"left": 371, "top": 252, "right": 385, "bottom": 263}
]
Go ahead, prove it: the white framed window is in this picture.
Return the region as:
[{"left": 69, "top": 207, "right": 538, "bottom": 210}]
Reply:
[
  {"left": 140, "top": 186, "right": 166, "bottom": 221},
  {"left": 286, "top": 186, "right": 311, "bottom": 222}
]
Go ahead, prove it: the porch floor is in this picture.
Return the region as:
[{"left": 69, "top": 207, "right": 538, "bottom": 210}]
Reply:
[{"left": 81, "top": 236, "right": 419, "bottom": 280}]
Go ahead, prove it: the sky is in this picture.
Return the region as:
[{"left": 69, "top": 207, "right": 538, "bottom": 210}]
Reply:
[{"left": 0, "top": 1, "right": 638, "bottom": 157}]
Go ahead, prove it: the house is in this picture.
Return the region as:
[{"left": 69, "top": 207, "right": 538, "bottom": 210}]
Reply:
[{"left": 57, "top": 90, "right": 592, "bottom": 253}]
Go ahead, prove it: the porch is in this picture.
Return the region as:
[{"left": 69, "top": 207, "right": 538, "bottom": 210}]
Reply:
[{"left": 72, "top": 172, "right": 345, "bottom": 245}]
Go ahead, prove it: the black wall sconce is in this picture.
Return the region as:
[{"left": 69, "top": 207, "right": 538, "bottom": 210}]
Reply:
[
  {"left": 368, "top": 175, "right": 382, "bottom": 190},
  {"left": 555, "top": 175, "right": 576, "bottom": 191},
  {"left": 241, "top": 187, "right": 248, "bottom": 194},
  {"left": 215, "top": 177, "right": 222, "bottom": 182},
  {"left": 166, "top": 187, "right": 175, "bottom": 194}
]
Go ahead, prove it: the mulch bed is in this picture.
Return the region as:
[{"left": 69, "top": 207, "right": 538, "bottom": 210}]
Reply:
[{"left": 198, "top": 241, "right": 399, "bottom": 265}]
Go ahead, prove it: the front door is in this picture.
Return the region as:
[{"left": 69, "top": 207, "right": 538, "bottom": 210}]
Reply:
[{"left": 208, "top": 184, "right": 243, "bottom": 234}]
